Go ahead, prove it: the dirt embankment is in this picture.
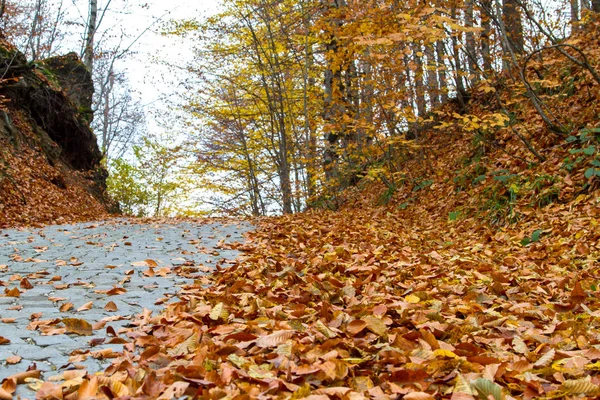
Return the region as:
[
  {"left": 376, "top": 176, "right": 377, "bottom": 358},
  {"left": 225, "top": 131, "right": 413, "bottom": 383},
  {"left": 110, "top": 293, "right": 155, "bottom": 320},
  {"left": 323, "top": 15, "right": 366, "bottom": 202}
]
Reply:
[{"left": 0, "top": 41, "right": 114, "bottom": 228}]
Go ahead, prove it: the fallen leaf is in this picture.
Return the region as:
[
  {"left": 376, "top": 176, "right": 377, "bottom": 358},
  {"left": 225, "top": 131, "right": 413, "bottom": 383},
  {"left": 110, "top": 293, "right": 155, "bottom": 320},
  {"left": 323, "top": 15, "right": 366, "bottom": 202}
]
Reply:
[
  {"left": 63, "top": 318, "right": 93, "bottom": 336},
  {"left": 77, "top": 301, "right": 93, "bottom": 312}
]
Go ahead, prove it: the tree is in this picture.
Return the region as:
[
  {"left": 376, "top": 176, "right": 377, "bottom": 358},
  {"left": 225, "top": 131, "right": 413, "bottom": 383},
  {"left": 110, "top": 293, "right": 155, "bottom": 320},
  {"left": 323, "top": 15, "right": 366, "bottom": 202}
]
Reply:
[
  {"left": 108, "top": 136, "right": 191, "bottom": 217},
  {"left": 83, "top": 0, "right": 97, "bottom": 71}
]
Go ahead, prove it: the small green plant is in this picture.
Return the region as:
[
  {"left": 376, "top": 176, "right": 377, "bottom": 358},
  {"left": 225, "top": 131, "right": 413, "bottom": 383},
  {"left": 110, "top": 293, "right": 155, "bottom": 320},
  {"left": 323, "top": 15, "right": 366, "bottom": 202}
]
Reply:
[
  {"left": 412, "top": 179, "right": 433, "bottom": 192},
  {"left": 480, "top": 170, "right": 522, "bottom": 226},
  {"left": 521, "top": 229, "right": 544, "bottom": 246},
  {"left": 378, "top": 183, "right": 397, "bottom": 205},
  {"left": 448, "top": 210, "right": 461, "bottom": 221},
  {"left": 564, "top": 127, "right": 600, "bottom": 179},
  {"left": 530, "top": 174, "right": 559, "bottom": 207}
]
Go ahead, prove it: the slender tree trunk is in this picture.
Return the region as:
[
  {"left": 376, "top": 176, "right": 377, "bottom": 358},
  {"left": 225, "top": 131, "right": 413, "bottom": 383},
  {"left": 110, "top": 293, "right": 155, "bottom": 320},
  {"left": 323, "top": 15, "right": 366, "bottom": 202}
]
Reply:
[
  {"left": 480, "top": 0, "right": 493, "bottom": 71},
  {"left": 571, "top": 0, "right": 580, "bottom": 30},
  {"left": 26, "top": 0, "right": 43, "bottom": 61},
  {"left": 0, "top": 0, "right": 5, "bottom": 19},
  {"left": 322, "top": 0, "right": 346, "bottom": 181},
  {"left": 412, "top": 42, "right": 427, "bottom": 118},
  {"left": 593, "top": 0, "right": 600, "bottom": 11},
  {"left": 425, "top": 43, "right": 440, "bottom": 108},
  {"left": 435, "top": 40, "right": 448, "bottom": 103},
  {"left": 450, "top": 8, "right": 467, "bottom": 107},
  {"left": 84, "top": 0, "right": 98, "bottom": 72},
  {"left": 465, "top": 0, "right": 479, "bottom": 84},
  {"left": 502, "top": 0, "right": 525, "bottom": 55}
]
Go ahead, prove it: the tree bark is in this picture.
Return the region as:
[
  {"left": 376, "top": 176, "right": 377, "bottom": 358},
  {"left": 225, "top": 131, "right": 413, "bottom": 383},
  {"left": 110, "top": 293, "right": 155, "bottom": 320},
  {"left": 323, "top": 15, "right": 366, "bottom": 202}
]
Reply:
[
  {"left": 480, "top": 0, "right": 493, "bottom": 71},
  {"left": 571, "top": 0, "right": 580, "bottom": 30},
  {"left": 465, "top": 0, "right": 479, "bottom": 84},
  {"left": 84, "top": 0, "right": 98, "bottom": 72},
  {"left": 502, "top": 0, "right": 525, "bottom": 55}
]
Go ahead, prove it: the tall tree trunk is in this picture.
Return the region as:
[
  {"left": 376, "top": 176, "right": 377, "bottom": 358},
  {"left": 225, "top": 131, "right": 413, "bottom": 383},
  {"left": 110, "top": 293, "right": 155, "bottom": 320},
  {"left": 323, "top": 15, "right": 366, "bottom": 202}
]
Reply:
[
  {"left": 84, "top": 0, "right": 98, "bottom": 72},
  {"left": 592, "top": 0, "right": 600, "bottom": 11},
  {"left": 425, "top": 43, "right": 440, "bottom": 108},
  {"left": 435, "top": 40, "right": 448, "bottom": 103},
  {"left": 571, "top": 0, "right": 580, "bottom": 30},
  {"left": 322, "top": 0, "right": 346, "bottom": 182},
  {"left": 465, "top": 0, "right": 479, "bottom": 84},
  {"left": 412, "top": 42, "right": 427, "bottom": 118},
  {"left": 0, "top": 0, "right": 6, "bottom": 20},
  {"left": 450, "top": 8, "right": 467, "bottom": 108},
  {"left": 480, "top": 0, "right": 493, "bottom": 71},
  {"left": 502, "top": 0, "right": 525, "bottom": 55}
]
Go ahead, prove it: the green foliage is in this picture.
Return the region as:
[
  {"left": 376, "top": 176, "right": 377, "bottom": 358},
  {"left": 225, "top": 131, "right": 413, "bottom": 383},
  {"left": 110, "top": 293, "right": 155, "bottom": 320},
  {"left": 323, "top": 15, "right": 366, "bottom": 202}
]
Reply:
[
  {"left": 412, "top": 179, "right": 433, "bottom": 192},
  {"left": 378, "top": 183, "right": 397, "bottom": 205},
  {"left": 107, "top": 137, "right": 191, "bottom": 217},
  {"left": 454, "top": 162, "right": 488, "bottom": 192},
  {"left": 107, "top": 158, "right": 149, "bottom": 216},
  {"left": 448, "top": 210, "right": 461, "bottom": 221},
  {"left": 564, "top": 127, "right": 600, "bottom": 179},
  {"left": 480, "top": 171, "right": 522, "bottom": 226},
  {"left": 521, "top": 229, "right": 544, "bottom": 246}
]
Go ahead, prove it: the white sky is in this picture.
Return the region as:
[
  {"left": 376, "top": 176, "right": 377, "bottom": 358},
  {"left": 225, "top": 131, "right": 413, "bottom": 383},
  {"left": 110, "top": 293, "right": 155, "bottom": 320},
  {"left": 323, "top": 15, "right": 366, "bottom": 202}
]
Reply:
[{"left": 88, "top": 0, "right": 221, "bottom": 139}]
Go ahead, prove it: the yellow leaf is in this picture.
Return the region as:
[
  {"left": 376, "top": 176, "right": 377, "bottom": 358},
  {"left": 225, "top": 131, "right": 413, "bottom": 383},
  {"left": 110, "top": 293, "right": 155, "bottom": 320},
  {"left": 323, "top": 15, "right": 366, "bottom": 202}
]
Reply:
[
  {"left": 363, "top": 316, "right": 387, "bottom": 336},
  {"left": 433, "top": 349, "right": 458, "bottom": 359},
  {"left": 209, "top": 302, "right": 228, "bottom": 321},
  {"left": 560, "top": 377, "right": 600, "bottom": 396},
  {"left": 405, "top": 294, "right": 421, "bottom": 303}
]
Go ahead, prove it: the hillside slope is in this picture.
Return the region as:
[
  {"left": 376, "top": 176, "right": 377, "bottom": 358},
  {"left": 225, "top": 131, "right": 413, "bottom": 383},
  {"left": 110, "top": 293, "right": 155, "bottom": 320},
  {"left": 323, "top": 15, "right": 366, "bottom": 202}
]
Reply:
[{"left": 0, "top": 41, "right": 112, "bottom": 228}]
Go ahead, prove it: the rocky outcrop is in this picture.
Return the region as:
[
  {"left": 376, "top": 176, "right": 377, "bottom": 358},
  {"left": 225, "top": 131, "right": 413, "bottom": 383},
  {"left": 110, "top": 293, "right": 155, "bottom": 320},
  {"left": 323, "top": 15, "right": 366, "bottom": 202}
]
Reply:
[{"left": 0, "top": 41, "right": 112, "bottom": 227}]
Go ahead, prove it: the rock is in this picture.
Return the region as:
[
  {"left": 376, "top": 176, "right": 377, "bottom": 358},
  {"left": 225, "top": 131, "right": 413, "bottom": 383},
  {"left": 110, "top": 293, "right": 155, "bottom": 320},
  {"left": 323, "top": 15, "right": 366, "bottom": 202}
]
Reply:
[{"left": 42, "top": 53, "right": 95, "bottom": 122}]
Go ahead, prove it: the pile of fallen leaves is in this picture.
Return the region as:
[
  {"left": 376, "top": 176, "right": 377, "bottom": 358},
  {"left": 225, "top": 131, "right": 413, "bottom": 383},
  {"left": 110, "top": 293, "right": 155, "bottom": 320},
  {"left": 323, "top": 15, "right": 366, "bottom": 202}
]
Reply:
[
  {"left": 0, "top": 109, "right": 109, "bottom": 228},
  {"left": 14, "top": 188, "right": 596, "bottom": 399}
]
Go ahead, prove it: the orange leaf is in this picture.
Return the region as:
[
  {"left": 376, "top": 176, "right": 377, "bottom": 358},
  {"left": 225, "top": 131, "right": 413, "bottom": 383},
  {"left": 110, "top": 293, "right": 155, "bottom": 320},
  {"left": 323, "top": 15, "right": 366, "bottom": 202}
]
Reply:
[
  {"left": 5, "top": 355, "right": 21, "bottom": 364},
  {"left": 77, "top": 376, "right": 99, "bottom": 399},
  {"left": 104, "top": 301, "right": 118, "bottom": 312},
  {"left": 4, "top": 287, "right": 20, "bottom": 297},
  {"left": 5, "top": 369, "right": 41, "bottom": 383},
  {"left": 256, "top": 330, "right": 294, "bottom": 348},
  {"left": 347, "top": 319, "right": 368, "bottom": 335},
  {"left": 60, "top": 302, "right": 74, "bottom": 312},
  {"left": 77, "top": 301, "right": 93, "bottom": 312},
  {"left": 63, "top": 318, "right": 93, "bottom": 336},
  {"left": 20, "top": 278, "right": 33, "bottom": 289}
]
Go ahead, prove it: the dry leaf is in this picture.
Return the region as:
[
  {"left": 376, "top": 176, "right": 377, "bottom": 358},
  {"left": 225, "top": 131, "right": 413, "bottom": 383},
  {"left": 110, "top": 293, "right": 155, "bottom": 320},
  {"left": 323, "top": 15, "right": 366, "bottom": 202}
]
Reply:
[
  {"left": 63, "top": 318, "right": 93, "bottom": 336},
  {"left": 77, "top": 301, "right": 93, "bottom": 312}
]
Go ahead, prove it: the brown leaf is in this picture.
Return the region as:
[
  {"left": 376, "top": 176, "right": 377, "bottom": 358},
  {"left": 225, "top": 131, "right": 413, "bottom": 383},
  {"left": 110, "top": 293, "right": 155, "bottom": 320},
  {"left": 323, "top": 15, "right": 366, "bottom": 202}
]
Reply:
[
  {"left": 4, "top": 287, "right": 20, "bottom": 297},
  {"left": 20, "top": 278, "right": 33, "bottom": 289},
  {"left": 60, "top": 302, "right": 74, "bottom": 312},
  {"left": 63, "top": 318, "right": 93, "bottom": 336},
  {"left": 347, "top": 319, "right": 368, "bottom": 335},
  {"left": 256, "top": 330, "right": 294, "bottom": 348},
  {"left": 77, "top": 301, "right": 93, "bottom": 312},
  {"left": 5, "top": 355, "right": 21, "bottom": 364},
  {"left": 570, "top": 281, "right": 587, "bottom": 304},
  {"left": 0, "top": 337, "right": 10, "bottom": 345},
  {"left": 5, "top": 369, "right": 41, "bottom": 383},
  {"left": 106, "top": 287, "right": 126, "bottom": 296},
  {"left": 104, "top": 301, "right": 118, "bottom": 311}
]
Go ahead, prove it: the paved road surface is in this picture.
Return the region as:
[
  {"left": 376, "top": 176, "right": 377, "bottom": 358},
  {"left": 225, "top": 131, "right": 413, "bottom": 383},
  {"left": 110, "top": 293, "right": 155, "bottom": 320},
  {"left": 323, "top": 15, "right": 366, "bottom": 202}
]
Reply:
[{"left": 0, "top": 218, "right": 252, "bottom": 396}]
